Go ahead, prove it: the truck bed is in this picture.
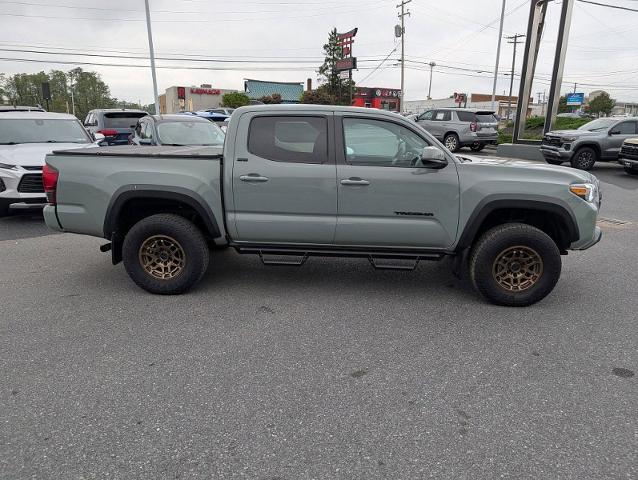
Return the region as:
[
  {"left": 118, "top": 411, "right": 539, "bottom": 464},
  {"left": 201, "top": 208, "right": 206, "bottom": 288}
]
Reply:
[{"left": 44, "top": 145, "right": 226, "bottom": 241}]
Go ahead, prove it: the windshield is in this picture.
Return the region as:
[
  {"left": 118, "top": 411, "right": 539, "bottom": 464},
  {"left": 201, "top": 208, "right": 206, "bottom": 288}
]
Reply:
[
  {"left": 0, "top": 118, "right": 91, "bottom": 144},
  {"left": 157, "top": 120, "right": 225, "bottom": 146},
  {"left": 578, "top": 118, "right": 617, "bottom": 132},
  {"left": 103, "top": 112, "right": 147, "bottom": 129}
]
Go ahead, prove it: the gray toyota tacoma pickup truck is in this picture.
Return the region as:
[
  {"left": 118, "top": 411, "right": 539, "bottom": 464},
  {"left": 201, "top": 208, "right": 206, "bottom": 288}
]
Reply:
[{"left": 43, "top": 105, "right": 602, "bottom": 306}]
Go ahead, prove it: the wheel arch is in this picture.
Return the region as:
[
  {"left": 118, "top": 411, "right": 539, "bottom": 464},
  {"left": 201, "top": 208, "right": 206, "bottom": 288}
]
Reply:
[{"left": 456, "top": 199, "right": 579, "bottom": 253}]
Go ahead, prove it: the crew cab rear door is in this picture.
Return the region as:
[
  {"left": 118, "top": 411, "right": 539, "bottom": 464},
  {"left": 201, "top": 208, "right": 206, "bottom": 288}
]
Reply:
[
  {"left": 230, "top": 112, "right": 337, "bottom": 244},
  {"left": 334, "top": 114, "right": 460, "bottom": 248}
]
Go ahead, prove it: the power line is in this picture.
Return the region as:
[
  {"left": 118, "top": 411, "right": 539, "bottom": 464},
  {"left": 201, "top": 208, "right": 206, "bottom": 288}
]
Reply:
[{"left": 576, "top": 0, "right": 638, "bottom": 13}]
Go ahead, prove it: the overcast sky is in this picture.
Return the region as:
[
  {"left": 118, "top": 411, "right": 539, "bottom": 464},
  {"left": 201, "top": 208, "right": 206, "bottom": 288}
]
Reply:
[{"left": 1, "top": 0, "right": 638, "bottom": 105}]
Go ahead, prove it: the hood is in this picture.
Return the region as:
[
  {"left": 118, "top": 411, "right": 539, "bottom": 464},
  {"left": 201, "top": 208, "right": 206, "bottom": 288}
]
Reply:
[
  {"left": 545, "top": 129, "right": 596, "bottom": 137},
  {"left": 624, "top": 137, "right": 638, "bottom": 146},
  {"left": 456, "top": 153, "right": 595, "bottom": 183},
  {"left": 0, "top": 142, "right": 95, "bottom": 167}
]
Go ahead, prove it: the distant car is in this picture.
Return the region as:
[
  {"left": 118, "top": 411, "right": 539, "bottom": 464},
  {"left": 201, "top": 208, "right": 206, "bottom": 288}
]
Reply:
[
  {"left": 557, "top": 112, "right": 582, "bottom": 119},
  {"left": 618, "top": 138, "right": 638, "bottom": 175},
  {"left": 0, "top": 111, "right": 99, "bottom": 216},
  {"left": 540, "top": 117, "right": 638, "bottom": 170},
  {"left": 83, "top": 108, "right": 148, "bottom": 146},
  {"left": 415, "top": 108, "right": 499, "bottom": 152},
  {"left": 205, "top": 108, "right": 235, "bottom": 116},
  {"left": 0, "top": 105, "right": 45, "bottom": 112},
  {"left": 129, "top": 114, "right": 225, "bottom": 147}
]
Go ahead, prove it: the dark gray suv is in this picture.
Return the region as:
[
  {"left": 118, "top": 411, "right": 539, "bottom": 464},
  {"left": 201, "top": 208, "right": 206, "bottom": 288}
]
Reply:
[
  {"left": 83, "top": 108, "right": 148, "bottom": 146},
  {"left": 416, "top": 108, "right": 498, "bottom": 152}
]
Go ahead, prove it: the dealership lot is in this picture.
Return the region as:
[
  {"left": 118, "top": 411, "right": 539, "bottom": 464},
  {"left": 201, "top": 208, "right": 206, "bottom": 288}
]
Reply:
[{"left": 1, "top": 163, "right": 636, "bottom": 479}]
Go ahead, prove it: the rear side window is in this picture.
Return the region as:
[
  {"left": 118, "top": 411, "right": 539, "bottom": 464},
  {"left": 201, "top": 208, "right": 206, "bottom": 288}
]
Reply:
[
  {"left": 476, "top": 113, "right": 497, "bottom": 123},
  {"left": 456, "top": 111, "right": 477, "bottom": 122},
  {"left": 433, "top": 110, "right": 451, "bottom": 121},
  {"left": 103, "top": 112, "right": 147, "bottom": 128},
  {"left": 248, "top": 116, "right": 328, "bottom": 164}
]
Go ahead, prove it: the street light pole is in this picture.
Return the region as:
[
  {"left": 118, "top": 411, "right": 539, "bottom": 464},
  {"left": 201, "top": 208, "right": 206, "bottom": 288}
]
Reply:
[
  {"left": 427, "top": 62, "right": 436, "bottom": 99},
  {"left": 491, "top": 0, "right": 506, "bottom": 112},
  {"left": 397, "top": 0, "right": 411, "bottom": 110},
  {"left": 506, "top": 33, "right": 525, "bottom": 120},
  {"left": 144, "top": 0, "right": 160, "bottom": 115}
]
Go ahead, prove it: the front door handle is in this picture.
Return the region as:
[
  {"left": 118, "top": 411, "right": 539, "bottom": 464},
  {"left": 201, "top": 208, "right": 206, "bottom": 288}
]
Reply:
[
  {"left": 341, "top": 177, "right": 370, "bottom": 186},
  {"left": 240, "top": 174, "right": 269, "bottom": 182}
]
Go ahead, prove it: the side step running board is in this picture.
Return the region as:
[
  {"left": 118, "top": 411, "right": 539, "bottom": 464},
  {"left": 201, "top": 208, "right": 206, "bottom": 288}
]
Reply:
[
  {"left": 259, "top": 251, "right": 309, "bottom": 266},
  {"left": 368, "top": 256, "right": 420, "bottom": 271}
]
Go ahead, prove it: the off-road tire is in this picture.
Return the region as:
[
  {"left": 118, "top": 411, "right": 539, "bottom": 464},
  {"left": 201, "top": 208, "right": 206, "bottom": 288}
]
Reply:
[
  {"left": 470, "top": 142, "right": 485, "bottom": 152},
  {"left": 570, "top": 146, "right": 597, "bottom": 170},
  {"left": 624, "top": 166, "right": 638, "bottom": 176},
  {"left": 469, "top": 223, "right": 561, "bottom": 307},
  {"left": 122, "top": 213, "right": 209, "bottom": 295},
  {"left": 444, "top": 133, "right": 460, "bottom": 152}
]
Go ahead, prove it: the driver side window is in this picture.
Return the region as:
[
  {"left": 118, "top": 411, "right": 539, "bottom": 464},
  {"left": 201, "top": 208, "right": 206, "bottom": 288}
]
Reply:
[
  {"left": 419, "top": 110, "right": 434, "bottom": 121},
  {"left": 343, "top": 118, "right": 430, "bottom": 167}
]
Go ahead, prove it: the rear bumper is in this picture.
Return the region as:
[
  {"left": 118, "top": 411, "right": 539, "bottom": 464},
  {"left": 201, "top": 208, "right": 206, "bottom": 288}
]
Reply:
[
  {"left": 460, "top": 133, "right": 498, "bottom": 145},
  {"left": 43, "top": 204, "right": 63, "bottom": 231}
]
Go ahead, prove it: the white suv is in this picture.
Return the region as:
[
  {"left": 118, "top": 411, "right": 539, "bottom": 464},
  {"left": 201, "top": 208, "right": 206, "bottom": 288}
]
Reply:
[{"left": 0, "top": 112, "right": 99, "bottom": 216}]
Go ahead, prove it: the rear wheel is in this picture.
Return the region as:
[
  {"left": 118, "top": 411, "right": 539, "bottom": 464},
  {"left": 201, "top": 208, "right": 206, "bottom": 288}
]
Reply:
[
  {"left": 570, "top": 147, "right": 597, "bottom": 170},
  {"left": 470, "top": 142, "right": 485, "bottom": 152},
  {"left": 444, "top": 133, "right": 460, "bottom": 152},
  {"left": 122, "top": 213, "right": 209, "bottom": 294},
  {"left": 469, "top": 223, "right": 561, "bottom": 307}
]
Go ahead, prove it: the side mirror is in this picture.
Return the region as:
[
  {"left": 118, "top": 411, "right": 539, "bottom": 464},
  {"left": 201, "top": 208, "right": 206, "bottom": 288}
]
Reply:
[
  {"left": 93, "top": 132, "right": 105, "bottom": 143},
  {"left": 609, "top": 130, "right": 620, "bottom": 135},
  {"left": 419, "top": 146, "right": 448, "bottom": 169}
]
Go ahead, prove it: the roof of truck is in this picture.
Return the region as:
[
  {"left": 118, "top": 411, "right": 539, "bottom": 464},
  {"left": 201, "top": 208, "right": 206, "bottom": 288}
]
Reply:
[
  {"left": 233, "top": 104, "right": 410, "bottom": 118},
  {"left": 0, "top": 111, "right": 79, "bottom": 120}
]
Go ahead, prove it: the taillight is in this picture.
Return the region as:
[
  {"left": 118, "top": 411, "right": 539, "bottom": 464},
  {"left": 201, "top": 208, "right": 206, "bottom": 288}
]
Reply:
[
  {"left": 42, "top": 164, "right": 59, "bottom": 205},
  {"left": 97, "top": 129, "right": 118, "bottom": 137},
  {"left": 470, "top": 121, "right": 479, "bottom": 132}
]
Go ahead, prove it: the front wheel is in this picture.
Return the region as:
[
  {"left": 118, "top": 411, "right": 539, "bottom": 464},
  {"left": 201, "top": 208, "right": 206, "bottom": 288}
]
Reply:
[
  {"left": 444, "top": 133, "right": 460, "bottom": 152},
  {"left": 469, "top": 223, "right": 561, "bottom": 307},
  {"left": 570, "top": 147, "right": 597, "bottom": 170},
  {"left": 624, "top": 166, "right": 638, "bottom": 176},
  {"left": 546, "top": 159, "right": 564, "bottom": 165},
  {"left": 122, "top": 213, "right": 209, "bottom": 294}
]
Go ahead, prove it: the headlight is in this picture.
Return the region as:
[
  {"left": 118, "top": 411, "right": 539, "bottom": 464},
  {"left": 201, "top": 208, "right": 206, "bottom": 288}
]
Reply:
[
  {"left": 0, "top": 162, "right": 18, "bottom": 170},
  {"left": 561, "top": 136, "right": 577, "bottom": 142},
  {"left": 570, "top": 183, "right": 598, "bottom": 204}
]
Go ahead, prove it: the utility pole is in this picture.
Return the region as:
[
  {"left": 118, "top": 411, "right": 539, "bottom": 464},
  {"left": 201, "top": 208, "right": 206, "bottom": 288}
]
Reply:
[
  {"left": 144, "top": 0, "right": 160, "bottom": 116},
  {"left": 491, "top": 0, "right": 506, "bottom": 112},
  {"left": 427, "top": 61, "right": 436, "bottom": 99},
  {"left": 506, "top": 33, "right": 525, "bottom": 120},
  {"left": 397, "top": 0, "right": 411, "bottom": 111},
  {"left": 573, "top": 82, "right": 577, "bottom": 93}
]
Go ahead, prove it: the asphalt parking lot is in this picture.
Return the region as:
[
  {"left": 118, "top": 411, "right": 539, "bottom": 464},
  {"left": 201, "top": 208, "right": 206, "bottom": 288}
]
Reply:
[{"left": 1, "top": 162, "right": 636, "bottom": 479}]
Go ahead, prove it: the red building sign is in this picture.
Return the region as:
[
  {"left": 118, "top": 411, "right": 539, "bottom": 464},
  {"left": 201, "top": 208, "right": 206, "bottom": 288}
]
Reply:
[
  {"left": 190, "top": 88, "right": 221, "bottom": 95},
  {"left": 352, "top": 87, "right": 401, "bottom": 112}
]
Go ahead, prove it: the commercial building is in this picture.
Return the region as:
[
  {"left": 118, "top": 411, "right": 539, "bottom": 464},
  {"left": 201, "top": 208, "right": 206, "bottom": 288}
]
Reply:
[
  {"left": 159, "top": 84, "right": 237, "bottom": 114},
  {"left": 352, "top": 87, "right": 402, "bottom": 112},
  {"left": 244, "top": 79, "right": 304, "bottom": 104}
]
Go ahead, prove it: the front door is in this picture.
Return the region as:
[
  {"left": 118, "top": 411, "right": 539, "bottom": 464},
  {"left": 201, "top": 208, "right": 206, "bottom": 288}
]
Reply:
[
  {"left": 231, "top": 113, "right": 337, "bottom": 244},
  {"left": 603, "top": 121, "right": 638, "bottom": 159},
  {"left": 335, "top": 116, "right": 460, "bottom": 249}
]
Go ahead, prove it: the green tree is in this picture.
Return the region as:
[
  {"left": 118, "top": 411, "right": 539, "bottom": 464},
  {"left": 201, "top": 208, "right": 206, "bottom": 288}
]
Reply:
[
  {"left": 557, "top": 95, "right": 570, "bottom": 114},
  {"left": 588, "top": 92, "right": 615, "bottom": 117},
  {"left": 259, "top": 93, "right": 282, "bottom": 104},
  {"left": 300, "top": 86, "right": 333, "bottom": 105},
  {"left": 222, "top": 92, "right": 250, "bottom": 108},
  {"left": 317, "top": 28, "right": 355, "bottom": 105}
]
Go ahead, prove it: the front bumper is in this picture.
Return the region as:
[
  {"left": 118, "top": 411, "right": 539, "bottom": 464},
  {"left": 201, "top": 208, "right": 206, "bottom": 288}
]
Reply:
[
  {"left": 0, "top": 167, "right": 46, "bottom": 213},
  {"left": 572, "top": 226, "right": 602, "bottom": 251},
  {"left": 618, "top": 154, "right": 638, "bottom": 171},
  {"left": 540, "top": 145, "right": 574, "bottom": 161}
]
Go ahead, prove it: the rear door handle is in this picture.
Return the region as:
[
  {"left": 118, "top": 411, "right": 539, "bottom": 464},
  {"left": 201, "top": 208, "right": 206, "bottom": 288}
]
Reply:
[
  {"left": 239, "top": 174, "right": 269, "bottom": 182},
  {"left": 341, "top": 177, "right": 370, "bottom": 186}
]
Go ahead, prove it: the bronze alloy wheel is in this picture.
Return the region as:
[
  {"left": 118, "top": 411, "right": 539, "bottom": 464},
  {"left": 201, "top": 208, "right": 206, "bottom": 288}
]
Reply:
[
  {"left": 492, "top": 245, "right": 543, "bottom": 292},
  {"left": 138, "top": 235, "right": 186, "bottom": 280}
]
